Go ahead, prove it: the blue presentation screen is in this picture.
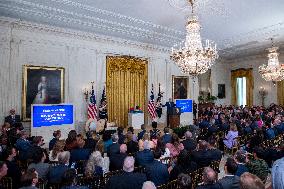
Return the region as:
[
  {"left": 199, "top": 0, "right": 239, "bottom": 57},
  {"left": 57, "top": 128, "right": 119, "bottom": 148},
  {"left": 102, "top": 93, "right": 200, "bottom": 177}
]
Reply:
[
  {"left": 176, "top": 99, "right": 193, "bottom": 113},
  {"left": 33, "top": 105, "right": 74, "bottom": 127}
]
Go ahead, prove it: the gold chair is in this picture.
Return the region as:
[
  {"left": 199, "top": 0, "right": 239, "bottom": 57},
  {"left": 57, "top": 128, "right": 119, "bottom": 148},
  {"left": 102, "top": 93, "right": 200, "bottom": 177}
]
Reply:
[
  {"left": 190, "top": 167, "right": 204, "bottom": 189},
  {"left": 157, "top": 179, "right": 179, "bottom": 189},
  {"left": 77, "top": 175, "right": 104, "bottom": 189},
  {"left": 0, "top": 177, "right": 12, "bottom": 189}
]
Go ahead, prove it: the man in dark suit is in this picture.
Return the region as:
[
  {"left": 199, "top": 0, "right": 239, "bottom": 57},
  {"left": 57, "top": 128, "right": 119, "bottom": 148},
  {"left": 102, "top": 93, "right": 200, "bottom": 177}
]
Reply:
[
  {"left": 191, "top": 140, "right": 212, "bottom": 168},
  {"left": 161, "top": 127, "right": 172, "bottom": 144},
  {"left": 48, "top": 151, "right": 70, "bottom": 184},
  {"left": 196, "top": 167, "right": 222, "bottom": 189},
  {"left": 107, "top": 133, "right": 120, "bottom": 157},
  {"left": 135, "top": 141, "right": 154, "bottom": 167},
  {"left": 217, "top": 158, "right": 240, "bottom": 189},
  {"left": 109, "top": 144, "right": 128, "bottom": 171},
  {"left": 70, "top": 139, "right": 91, "bottom": 163},
  {"left": 105, "top": 156, "right": 147, "bottom": 189},
  {"left": 145, "top": 149, "right": 169, "bottom": 186},
  {"left": 15, "top": 131, "right": 32, "bottom": 161},
  {"left": 182, "top": 131, "right": 197, "bottom": 153},
  {"left": 207, "top": 137, "right": 222, "bottom": 162},
  {"left": 5, "top": 109, "right": 21, "bottom": 127},
  {"left": 163, "top": 98, "right": 175, "bottom": 127}
]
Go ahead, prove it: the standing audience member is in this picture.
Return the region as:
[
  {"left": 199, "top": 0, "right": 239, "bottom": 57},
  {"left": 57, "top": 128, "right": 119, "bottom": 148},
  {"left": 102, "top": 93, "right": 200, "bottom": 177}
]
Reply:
[
  {"left": 109, "top": 144, "right": 127, "bottom": 171},
  {"left": 49, "top": 130, "right": 61, "bottom": 150},
  {"left": 272, "top": 156, "right": 284, "bottom": 189},
  {"left": 105, "top": 156, "right": 147, "bottom": 189},
  {"left": 196, "top": 167, "right": 222, "bottom": 189},
  {"left": 4, "top": 147, "right": 21, "bottom": 189},
  {"left": 138, "top": 124, "right": 146, "bottom": 141},
  {"left": 150, "top": 122, "right": 160, "bottom": 139},
  {"left": 48, "top": 151, "right": 70, "bottom": 184},
  {"left": 61, "top": 169, "right": 88, "bottom": 189},
  {"left": 217, "top": 158, "right": 240, "bottom": 189},
  {"left": 145, "top": 149, "right": 169, "bottom": 186},
  {"left": 5, "top": 109, "right": 21, "bottom": 128},
  {"left": 19, "top": 168, "right": 38, "bottom": 189},
  {"left": 239, "top": 172, "right": 265, "bottom": 189}
]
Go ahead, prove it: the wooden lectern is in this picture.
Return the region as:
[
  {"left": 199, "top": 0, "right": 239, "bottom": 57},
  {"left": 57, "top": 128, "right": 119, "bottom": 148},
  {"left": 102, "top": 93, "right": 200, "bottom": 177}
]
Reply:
[{"left": 168, "top": 107, "right": 181, "bottom": 128}]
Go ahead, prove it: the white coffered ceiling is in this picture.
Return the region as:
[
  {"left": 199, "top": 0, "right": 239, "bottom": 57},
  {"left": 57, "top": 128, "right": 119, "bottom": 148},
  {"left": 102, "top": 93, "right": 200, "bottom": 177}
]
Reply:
[{"left": 1, "top": 0, "right": 284, "bottom": 58}]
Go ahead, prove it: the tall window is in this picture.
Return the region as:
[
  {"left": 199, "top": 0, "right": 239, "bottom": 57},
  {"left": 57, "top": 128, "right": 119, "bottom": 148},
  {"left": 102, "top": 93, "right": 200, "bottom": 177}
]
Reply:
[{"left": 236, "top": 77, "right": 246, "bottom": 106}]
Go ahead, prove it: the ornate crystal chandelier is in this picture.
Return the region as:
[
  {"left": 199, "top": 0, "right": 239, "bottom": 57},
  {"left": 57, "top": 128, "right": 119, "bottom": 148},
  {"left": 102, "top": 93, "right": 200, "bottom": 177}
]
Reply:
[
  {"left": 259, "top": 39, "right": 284, "bottom": 82},
  {"left": 170, "top": 0, "right": 218, "bottom": 77}
]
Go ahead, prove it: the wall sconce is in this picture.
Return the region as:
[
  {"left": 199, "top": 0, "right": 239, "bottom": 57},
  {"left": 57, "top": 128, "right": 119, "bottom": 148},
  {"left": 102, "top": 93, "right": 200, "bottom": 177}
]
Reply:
[{"left": 259, "top": 87, "right": 268, "bottom": 106}]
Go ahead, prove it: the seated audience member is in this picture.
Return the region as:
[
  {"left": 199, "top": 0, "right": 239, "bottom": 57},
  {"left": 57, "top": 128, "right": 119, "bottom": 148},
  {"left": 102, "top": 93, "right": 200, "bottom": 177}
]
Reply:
[
  {"left": 234, "top": 150, "right": 249, "bottom": 177},
  {"left": 145, "top": 149, "right": 169, "bottom": 186},
  {"left": 95, "top": 139, "right": 105, "bottom": 154},
  {"left": 192, "top": 140, "right": 211, "bottom": 168},
  {"left": 49, "top": 130, "right": 61, "bottom": 150},
  {"left": 49, "top": 140, "right": 65, "bottom": 161},
  {"left": 264, "top": 122, "right": 275, "bottom": 140},
  {"left": 105, "top": 156, "right": 147, "bottom": 189},
  {"left": 177, "top": 173, "right": 192, "bottom": 189},
  {"left": 125, "top": 132, "right": 138, "bottom": 154},
  {"left": 137, "top": 124, "right": 147, "bottom": 141},
  {"left": 102, "top": 131, "right": 113, "bottom": 152},
  {"left": 27, "top": 136, "right": 45, "bottom": 161},
  {"left": 182, "top": 131, "right": 196, "bottom": 153},
  {"left": 85, "top": 131, "right": 98, "bottom": 149},
  {"left": 272, "top": 156, "right": 284, "bottom": 189},
  {"left": 196, "top": 167, "right": 222, "bottom": 189},
  {"left": 247, "top": 129, "right": 264, "bottom": 153},
  {"left": 70, "top": 138, "right": 91, "bottom": 163},
  {"left": 165, "top": 133, "right": 184, "bottom": 157},
  {"left": 239, "top": 172, "right": 265, "bottom": 189},
  {"left": 117, "top": 127, "right": 125, "bottom": 144},
  {"left": 61, "top": 168, "right": 88, "bottom": 189},
  {"left": 7, "top": 126, "right": 21, "bottom": 147},
  {"left": 138, "top": 133, "right": 155, "bottom": 151},
  {"left": 15, "top": 131, "right": 32, "bottom": 160},
  {"left": 135, "top": 140, "right": 154, "bottom": 167},
  {"left": 85, "top": 151, "right": 104, "bottom": 177},
  {"left": 0, "top": 162, "right": 8, "bottom": 188},
  {"left": 161, "top": 127, "right": 172, "bottom": 144},
  {"left": 207, "top": 137, "right": 222, "bottom": 162},
  {"left": 127, "top": 127, "right": 137, "bottom": 142},
  {"left": 109, "top": 144, "right": 128, "bottom": 171},
  {"left": 150, "top": 122, "right": 160, "bottom": 139},
  {"left": 199, "top": 117, "right": 211, "bottom": 129},
  {"left": 223, "top": 123, "right": 238, "bottom": 149},
  {"left": 4, "top": 147, "right": 21, "bottom": 189},
  {"left": 19, "top": 168, "right": 38, "bottom": 189},
  {"left": 217, "top": 157, "right": 240, "bottom": 189},
  {"left": 65, "top": 130, "right": 78, "bottom": 151},
  {"left": 142, "top": 181, "right": 156, "bottom": 189},
  {"left": 48, "top": 151, "right": 71, "bottom": 184},
  {"left": 28, "top": 148, "right": 50, "bottom": 180},
  {"left": 107, "top": 133, "right": 120, "bottom": 157},
  {"left": 170, "top": 150, "right": 197, "bottom": 181},
  {"left": 247, "top": 147, "right": 269, "bottom": 182}
]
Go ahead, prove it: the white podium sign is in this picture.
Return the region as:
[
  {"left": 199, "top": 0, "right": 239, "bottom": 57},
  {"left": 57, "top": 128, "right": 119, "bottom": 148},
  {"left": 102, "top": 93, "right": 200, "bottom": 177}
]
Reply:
[{"left": 128, "top": 113, "right": 144, "bottom": 129}]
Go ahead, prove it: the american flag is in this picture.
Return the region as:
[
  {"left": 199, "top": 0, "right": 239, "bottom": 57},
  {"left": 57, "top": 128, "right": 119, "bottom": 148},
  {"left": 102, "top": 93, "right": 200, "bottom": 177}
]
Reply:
[
  {"left": 148, "top": 84, "right": 157, "bottom": 120},
  {"left": 88, "top": 84, "right": 98, "bottom": 120}
]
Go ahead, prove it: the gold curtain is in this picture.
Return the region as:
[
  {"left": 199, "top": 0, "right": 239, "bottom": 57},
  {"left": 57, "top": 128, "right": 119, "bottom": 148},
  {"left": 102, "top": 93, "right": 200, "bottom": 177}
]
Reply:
[
  {"left": 277, "top": 81, "right": 284, "bottom": 105},
  {"left": 106, "top": 56, "right": 148, "bottom": 127},
  {"left": 231, "top": 68, "right": 254, "bottom": 106}
]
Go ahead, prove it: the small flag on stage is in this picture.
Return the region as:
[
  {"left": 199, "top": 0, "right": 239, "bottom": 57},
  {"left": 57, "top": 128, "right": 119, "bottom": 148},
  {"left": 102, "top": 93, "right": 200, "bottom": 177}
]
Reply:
[
  {"left": 88, "top": 83, "right": 98, "bottom": 120},
  {"left": 148, "top": 84, "right": 157, "bottom": 120}
]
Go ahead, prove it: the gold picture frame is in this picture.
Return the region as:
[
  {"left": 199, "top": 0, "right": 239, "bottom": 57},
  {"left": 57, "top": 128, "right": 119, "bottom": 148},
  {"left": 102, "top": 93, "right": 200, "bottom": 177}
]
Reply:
[
  {"left": 22, "top": 65, "right": 65, "bottom": 121},
  {"left": 172, "top": 75, "right": 188, "bottom": 100}
]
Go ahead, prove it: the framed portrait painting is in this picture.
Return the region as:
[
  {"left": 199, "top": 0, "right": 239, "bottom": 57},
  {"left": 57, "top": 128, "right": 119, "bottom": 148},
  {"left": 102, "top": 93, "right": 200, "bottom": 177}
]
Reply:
[
  {"left": 172, "top": 76, "right": 188, "bottom": 99},
  {"left": 22, "top": 65, "right": 65, "bottom": 121}
]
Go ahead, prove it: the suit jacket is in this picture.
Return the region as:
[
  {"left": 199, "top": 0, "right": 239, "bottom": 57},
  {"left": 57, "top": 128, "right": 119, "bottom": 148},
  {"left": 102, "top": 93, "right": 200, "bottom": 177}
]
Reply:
[
  {"left": 107, "top": 143, "right": 120, "bottom": 157},
  {"left": 109, "top": 153, "right": 127, "bottom": 171},
  {"left": 217, "top": 175, "right": 240, "bottom": 189},
  {"left": 126, "top": 141, "right": 139, "bottom": 154},
  {"left": 48, "top": 164, "right": 70, "bottom": 184},
  {"left": 208, "top": 148, "right": 222, "bottom": 162},
  {"left": 145, "top": 160, "right": 169, "bottom": 186},
  {"left": 70, "top": 148, "right": 91, "bottom": 162},
  {"left": 5, "top": 115, "right": 21, "bottom": 126},
  {"left": 105, "top": 172, "right": 147, "bottom": 189},
  {"left": 135, "top": 149, "right": 154, "bottom": 167},
  {"left": 15, "top": 138, "right": 32, "bottom": 160},
  {"left": 192, "top": 150, "right": 212, "bottom": 168},
  {"left": 182, "top": 139, "right": 197, "bottom": 152},
  {"left": 235, "top": 164, "right": 248, "bottom": 177},
  {"left": 162, "top": 134, "right": 172, "bottom": 144}
]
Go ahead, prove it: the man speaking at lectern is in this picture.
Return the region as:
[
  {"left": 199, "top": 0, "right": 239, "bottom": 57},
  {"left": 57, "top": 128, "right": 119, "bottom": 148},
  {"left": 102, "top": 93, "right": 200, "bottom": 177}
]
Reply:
[{"left": 164, "top": 98, "right": 175, "bottom": 127}]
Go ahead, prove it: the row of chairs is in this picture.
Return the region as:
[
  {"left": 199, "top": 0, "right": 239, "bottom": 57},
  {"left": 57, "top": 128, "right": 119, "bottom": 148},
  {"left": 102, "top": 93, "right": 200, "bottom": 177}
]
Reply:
[
  {"left": 261, "top": 133, "right": 283, "bottom": 148},
  {"left": 157, "top": 160, "right": 220, "bottom": 189}
]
